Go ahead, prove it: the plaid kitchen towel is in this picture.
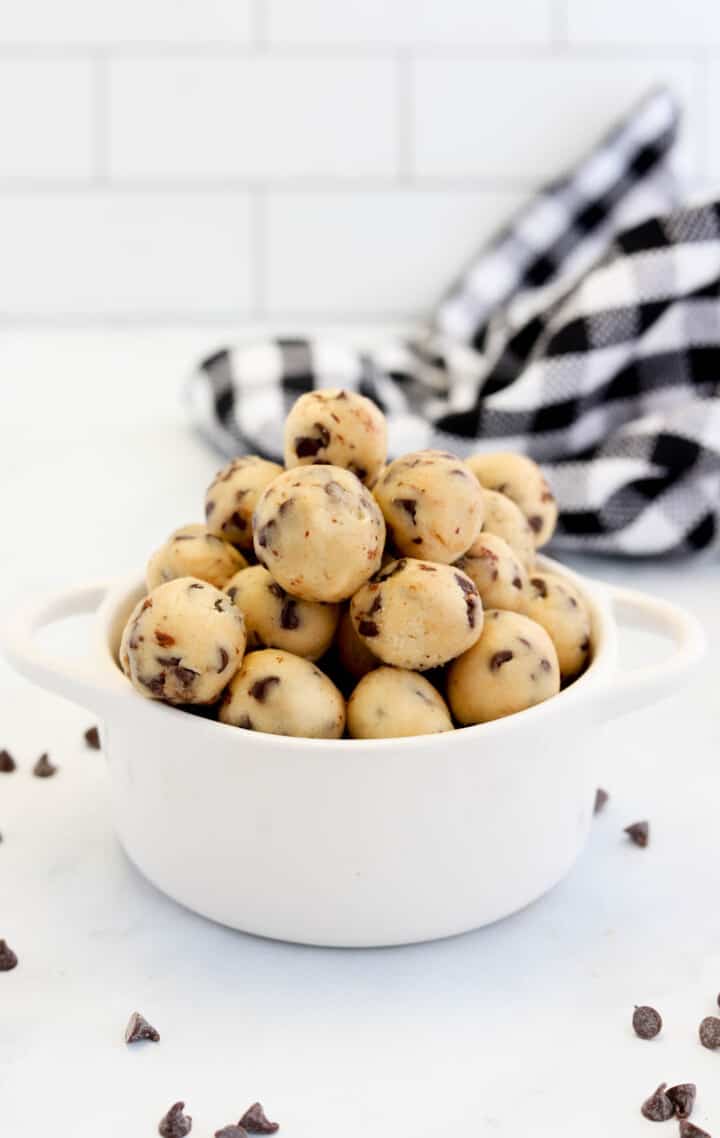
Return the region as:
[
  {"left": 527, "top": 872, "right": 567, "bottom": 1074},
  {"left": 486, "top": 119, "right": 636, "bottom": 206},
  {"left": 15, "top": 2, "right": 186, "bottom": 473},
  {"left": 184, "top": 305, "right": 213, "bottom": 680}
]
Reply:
[{"left": 187, "top": 87, "right": 720, "bottom": 557}]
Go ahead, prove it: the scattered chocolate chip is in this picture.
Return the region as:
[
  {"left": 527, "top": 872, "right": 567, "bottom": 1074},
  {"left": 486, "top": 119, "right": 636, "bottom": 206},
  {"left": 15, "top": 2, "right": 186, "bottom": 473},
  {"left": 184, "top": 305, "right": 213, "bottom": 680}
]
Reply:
[
  {"left": 0, "top": 749, "right": 16, "bottom": 772},
  {"left": 238, "top": 1102, "right": 279, "bottom": 1134},
  {"left": 159, "top": 1101, "right": 192, "bottom": 1137},
  {"left": 215, "top": 1127, "right": 248, "bottom": 1138},
  {"left": 632, "top": 1005, "right": 662, "bottom": 1039},
  {"left": 700, "top": 1016, "right": 720, "bottom": 1049},
  {"left": 155, "top": 629, "right": 176, "bottom": 647},
  {"left": 358, "top": 619, "right": 379, "bottom": 637},
  {"left": 528, "top": 515, "right": 543, "bottom": 534},
  {"left": 594, "top": 788, "right": 609, "bottom": 814},
  {"left": 530, "top": 575, "right": 548, "bottom": 598},
  {"left": 218, "top": 648, "right": 229, "bottom": 673},
  {"left": 625, "top": 820, "right": 649, "bottom": 848},
  {"left": 280, "top": 599, "right": 299, "bottom": 630},
  {"left": 679, "top": 1121, "right": 711, "bottom": 1137},
  {"left": 84, "top": 726, "right": 101, "bottom": 750},
  {"left": 0, "top": 939, "right": 18, "bottom": 971},
  {"left": 124, "top": 1011, "right": 160, "bottom": 1044},
  {"left": 33, "top": 753, "right": 57, "bottom": 778},
  {"left": 393, "top": 498, "right": 418, "bottom": 524},
  {"left": 667, "top": 1084, "right": 696, "bottom": 1119},
  {"left": 641, "top": 1083, "right": 675, "bottom": 1122},
  {"left": 490, "top": 650, "right": 513, "bottom": 671},
  {"left": 295, "top": 424, "right": 330, "bottom": 458},
  {"left": 249, "top": 676, "right": 280, "bottom": 702}
]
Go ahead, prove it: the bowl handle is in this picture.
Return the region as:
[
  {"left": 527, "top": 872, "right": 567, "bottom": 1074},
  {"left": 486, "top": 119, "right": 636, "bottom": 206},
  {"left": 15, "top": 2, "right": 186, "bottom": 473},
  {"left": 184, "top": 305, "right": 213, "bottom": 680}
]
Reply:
[
  {"left": 596, "top": 582, "right": 705, "bottom": 722},
  {"left": 2, "top": 580, "right": 125, "bottom": 712}
]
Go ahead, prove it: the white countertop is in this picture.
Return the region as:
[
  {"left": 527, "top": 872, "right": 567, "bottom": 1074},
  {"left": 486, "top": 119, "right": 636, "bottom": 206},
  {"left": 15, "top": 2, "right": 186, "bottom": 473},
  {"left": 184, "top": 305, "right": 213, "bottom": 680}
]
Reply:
[{"left": 1, "top": 332, "right": 719, "bottom": 1137}]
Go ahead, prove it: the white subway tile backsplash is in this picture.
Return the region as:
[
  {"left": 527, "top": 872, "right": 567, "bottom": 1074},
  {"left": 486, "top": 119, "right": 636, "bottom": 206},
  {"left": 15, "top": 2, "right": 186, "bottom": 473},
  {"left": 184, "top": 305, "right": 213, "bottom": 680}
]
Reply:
[
  {"left": 0, "top": 192, "right": 252, "bottom": 316},
  {"left": 568, "top": 1, "right": 720, "bottom": 46},
  {"left": 267, "top": 0, "right": 551, "bottom": 46},
  {"left": 0, "top": 60, "right": 94, "bottom": 179},
  {"left": 413, "top": 56, "right": 701, "bottom": 180},
  {"left": 0, "top": 0, "right": 252, "bottom": 44},
  {"left": 108, "top": 57, "right": 397, "bottom": 179},
  {"left": 265, "top": 189, "right": 524, "bottom": 316}
]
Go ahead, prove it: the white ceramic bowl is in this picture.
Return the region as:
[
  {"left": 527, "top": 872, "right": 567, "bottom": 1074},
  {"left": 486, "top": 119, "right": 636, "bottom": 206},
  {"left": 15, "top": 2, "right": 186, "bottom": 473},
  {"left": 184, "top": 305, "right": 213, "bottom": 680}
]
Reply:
[{"left": 4, "top": 558, "right": 704, "bottom": 948}]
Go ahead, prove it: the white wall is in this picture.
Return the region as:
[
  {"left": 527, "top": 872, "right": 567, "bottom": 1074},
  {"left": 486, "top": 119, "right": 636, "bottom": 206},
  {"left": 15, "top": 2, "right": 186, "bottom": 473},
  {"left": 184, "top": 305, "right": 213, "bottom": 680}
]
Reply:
[{"left": 0, "top": 0, "right": 717, "bottom": 325}]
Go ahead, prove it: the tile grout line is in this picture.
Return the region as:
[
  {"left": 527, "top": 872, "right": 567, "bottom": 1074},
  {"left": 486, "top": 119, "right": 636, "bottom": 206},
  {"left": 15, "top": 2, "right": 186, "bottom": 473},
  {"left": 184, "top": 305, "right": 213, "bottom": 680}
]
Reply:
[
  {"left": 394, "top": 51, "right": 414, "bottom": 183},
  {"left": 251, "top": 0, "right": 267, "bottom": 50},
  {"left": 92, "top": 53, "right": 110, "bottom": 182},
  {"left": 550, "top": 0, "right": 569, "bottom": 49},
  {"left": 251, "top": 187, "right": 267, "bottom": 318}
]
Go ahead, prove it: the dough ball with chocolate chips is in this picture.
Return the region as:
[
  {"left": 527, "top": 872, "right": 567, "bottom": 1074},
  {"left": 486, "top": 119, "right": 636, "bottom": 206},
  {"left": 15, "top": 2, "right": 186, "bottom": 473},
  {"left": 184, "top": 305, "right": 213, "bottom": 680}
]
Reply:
[
  {"left": 481, "top": 489, "right": 535, "bottom": 567},
  {"left": 225, "top": 565, "right": 339, "bottom": 660},
  {"left": 374, "top": 450, "right": 484, "bottom": 563},
  {"left": 283, "top": 388, "right": 387, "bottom": 487},
  {"left": 219, "top": 649, "right": 345, "bottom": 738},
  {"left": 336, "top": 608, "right": 379, "bottom": 679},
  {"left": 525, "top": 570, "right": 592, "bottom": 680},
  {"left": 447, "top": 609, "right": 560, "bottom": 724},
  {"left": 350, "top": 558, "right": 482, "bottom": 670},
  {"left": 146, "top": 524, "right": 247, "bottom": 591},
  {"left": 348, "top": 667, "right": 453, "bottom": 739},
  {"left": 466, "top": 452, "right": 557, "bottom": 549},
  {"left": 456, "top": 533, "right": 530, "bottom": 614},
  {"left": 252, "top": 465, "right": 385, "bottom": 602},
  {"left": 205, "top": 455, "right": 284, "bottom": 549},
  {"left": 120, "top": 577, "right": 246, "bottom": 705}
]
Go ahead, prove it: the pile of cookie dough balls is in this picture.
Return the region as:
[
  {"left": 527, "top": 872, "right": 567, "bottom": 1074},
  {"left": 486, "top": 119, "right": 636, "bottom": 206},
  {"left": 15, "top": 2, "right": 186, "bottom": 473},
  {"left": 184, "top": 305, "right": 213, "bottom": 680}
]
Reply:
[{"left": 120, "top": 387, "right": 593, "bottom": 739}]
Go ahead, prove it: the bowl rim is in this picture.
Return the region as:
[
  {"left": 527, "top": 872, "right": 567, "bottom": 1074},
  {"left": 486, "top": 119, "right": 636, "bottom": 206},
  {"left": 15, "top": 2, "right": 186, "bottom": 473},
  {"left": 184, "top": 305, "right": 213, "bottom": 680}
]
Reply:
[{"left": 98, "top": 554, "right": 617, "bottom": 753}]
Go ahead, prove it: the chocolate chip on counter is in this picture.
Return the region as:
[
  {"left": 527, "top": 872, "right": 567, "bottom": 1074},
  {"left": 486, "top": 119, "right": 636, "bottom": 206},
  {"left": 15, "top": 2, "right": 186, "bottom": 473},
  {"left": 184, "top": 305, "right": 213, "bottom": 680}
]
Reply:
[
  {"left": 594, "top": 788, "right": 609, "bottom": 814},
  {"left": 667, "top": 1084, "right": 696, "bottom": 1120},
  {"left": 33, "top": 753, "right": 57, "bottom": 778},
  {"left": 641, "top": 1083, "right": 675, "bottom": 1122},
  {"left": 84, "top": 726, "right": 101, "bottom": 750},
  {"left": 680, "top": 1122, "right": 712, "bottom": 1137},
  {"left": 0, "top": 749, "right": 16, "bottom": 772},
  {"left": 490, "top": 650, "right": 513, "bottom": 671},
  {"left": 158, "top": 1102, "right": 192, "bottom": 1137},
  {"left": 215, "top": 1127, "right": 248, "bottom": 1138},
  {"left": 699, "top": 1016, "right": 720, "bottom": 1050},
  {"left": 0, "top": 939, "right": 18, "bottom": 971},
  {"left": 632, "top": 1005, "right": 662, "bottom": 1039},
  {"left": 249, "top": 676, "right": 281, "bottom": 702},
  {"left": 124, "top": 1011, "right": 160, "bottom": 1044},
  {"left": 625, "top": 820, "right": 649, "bottom": 848},
  {"left": 238, "top": 1102, "right": 279, "bottom": 1134}
]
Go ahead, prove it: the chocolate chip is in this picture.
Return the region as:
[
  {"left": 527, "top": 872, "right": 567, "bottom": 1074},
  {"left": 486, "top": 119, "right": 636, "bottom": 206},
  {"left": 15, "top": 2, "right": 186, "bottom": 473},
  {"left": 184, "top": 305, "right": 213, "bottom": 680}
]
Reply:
[
  {"left": 280, "top": 599, "right": 299, "bottom": 630},
  {"left": 393, "top": 497, "right": 418, "bottom": 524},
  {"left": 214, "top": 598, "right": 226, "bottom": 613},
  {"left": 679, "top": 1121, "right": 711, "bottom": 1137},
  {"left": 124, "top": 1011, "right": 160, "bottom": 1044},
  {"left": 295, "top": 423, "right": 330, "bottom": 457},
  {"left": 227, "top": 587, "right": 238, "bottom": 601},
  {"left": 142, "top": 598, "right": 153, "bottom": 609},
  {"left": 256, "top": 521, "right": 276, "bottom": 549},
  {"left": 155, "top": 629, "right": 176, "bottom": 647},
  {"left": 540, "top": 658, "right": 551, "bottom": 672},
  {"left": 466, "top": 595, "right": 479, "bottom": 627},
  {"left": 33, "top": 753, "right": 57, "bottom": 778},
  {"left": 512, "top": 576, "right": 522, "bottom": 589},
  {"left": 218, "top": 648, "right": 229, "bottom": 672},
  {"left": 174, "top": 666, "right": 199, "bottom": 688},
  {"left": 156, "top": 656, "right": 182, "bottom": 667},
  {"left": 146, "top": 674, "right": 166, "bottom": 696},
  {"left": 188, "top": 583, "right": 204, "bottom": 590},
  {"left": 580, "top": 637, "right": 590, "bottom": 653},
  {"left": 0, "top": 749, "right": 16, "bottom": 772},
  {"left": 249, "top": 676, "right": 280, "bottom": 702},
  {"left": 530, "top": 576, "right": 548, "bottom": 598},
  {"left": 215, "top": 1127, "right": 248, "bottom": 1138},
  {"left": 667, "top": 1084, "right": 696, "bottom": 1119},
  {"left": 632, "top": 1005, "right": 662, "bottom": 1039},
  {"left": 641, "top": 1083, "right": 675, "bottom": 1122},
  {"left": 158, "top": 1101, "right": 193, "bottom": 1137},
  {"left": 238, "top": 1102, "right": 279, "bottom": 1134},
  {"left": 228, "top": 511, "right": 247, "bottom": 531},
  {"left": 625, "top": 820, "right": 649, "bottom": 848},
  {"left": 278, "top": 498, "right": 294, "bottom": 516},
  {"left": 490, "top": 650, "right": 513, "bottom": 671},
  {"left": 268, "top": 581, "right": 284, "bottom": 599},
  {"left": 528, "top": 515, "right": 543, "bottom": 534},
  {"left": 238, "top": 714, "right": 253, "bottom": 729},
  {"left": 454, "top": 573, "right": 475, "bottom": 596},
  {"left": 358, "top": 620, "right": 379, "bottom": 637},
  {"left": 418, "top": 564, "right": 436, "bottom": 571},
  {"left": 84, "top": 726, "right": 101, "bottom": 750},
  {"left": 412, "top": 537, "right": 423, "bottom": 545},
  {"left": 700, "top": 1016, "right": 720, "bottom": 1049},
  {"left": 0, "top": 939, "right": 18, "bottom": 971},
  {"left": 376, "top": 559, "right": 407, "bottom": 580},
  {"left": 368, "top": 593, "right": 382, "bottom": 616},
  {"left": 517, "top": 636, "right": 531, "bottom": 647},
  {"left": 205, "top": 499, "right": 215, "bottom": 517},
  {"left": 594, "top": 788, "right": 609, "bottom": 814}
]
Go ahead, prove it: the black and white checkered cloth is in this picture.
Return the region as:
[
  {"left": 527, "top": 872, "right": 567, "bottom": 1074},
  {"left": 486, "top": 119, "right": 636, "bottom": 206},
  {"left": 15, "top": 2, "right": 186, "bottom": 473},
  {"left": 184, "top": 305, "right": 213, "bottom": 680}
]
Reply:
[{"left": 188, "top": 88, "right": 720, "bottom": 557}]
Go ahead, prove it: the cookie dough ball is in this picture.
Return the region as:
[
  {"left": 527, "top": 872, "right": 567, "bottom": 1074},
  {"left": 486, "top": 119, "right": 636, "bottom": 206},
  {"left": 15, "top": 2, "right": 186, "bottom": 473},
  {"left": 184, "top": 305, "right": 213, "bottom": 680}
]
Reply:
[
  {"left": 448, "top": 609, "right": 560, "bottom": 725},
  {"left": 350, "top": 558, "right": 482, "bottom": 670},
  {"left": 374, "top": 450, "right": 484, "bottom": 563},
  {"left": 525, "top": 571, "right": 591, "bottom": 680},
  {"left": 219, "top": 649, "right": 345, "bottom": 739},
  {"left": 336, "top": 608, "right": 379, "bottom": 679},
  {"left": 466, "top": 453, "right": 557, "bottom": 548},
  {"left": 146, "top": 524, "right": 247, "bottom": 591},
  {"left": 205, "top": 456, "right": 284, "bottom": 549},
  {"left": 253, "top": 465, "right": 385, "bottom": 602},
  {"left": 283, "top": 388, "right": 387, "bottom": 487},
  {"left": 348, "top": 667, "right": 452, "bottom": 739},
  {"left": 481, "top": 489, "right": 535, "bottom": 568},
  {"left": 225, "top": 565, "right": 339, "bottom": 660},
  {"left": 456, "top": 533, "right": 530, "bottom": 614},
  {"left": 120, "top": 577, "right": 246, "bottom": 705}
]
